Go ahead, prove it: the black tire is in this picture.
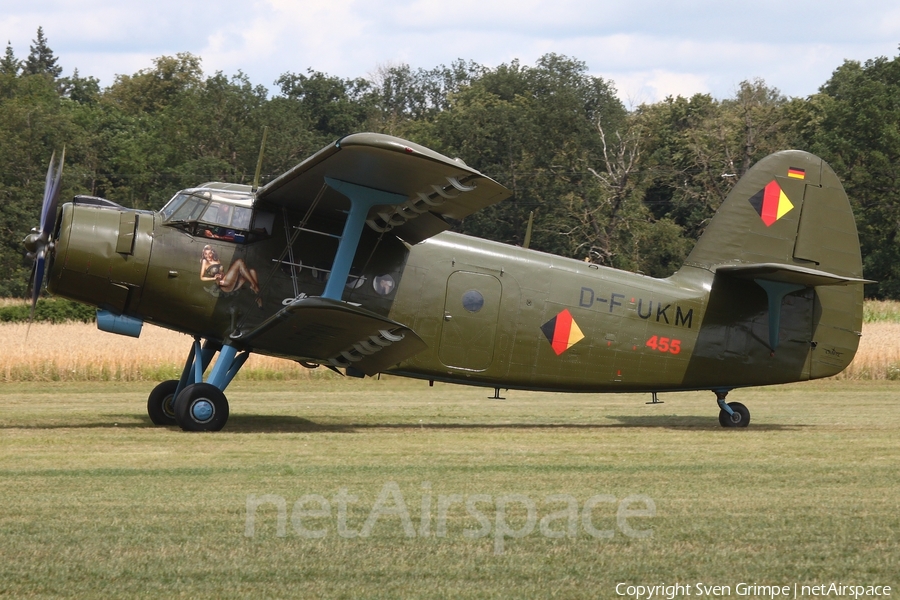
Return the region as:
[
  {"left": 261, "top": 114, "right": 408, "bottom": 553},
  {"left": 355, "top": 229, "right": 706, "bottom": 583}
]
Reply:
[
  {"left": 719, "top": 401, "right": 750, "bottom": 428},
  {"left": 173, "top": 383, "right": 229, "bottom": 432},
  {"left": 147, "top": 380, "right": 179, "bottom": 426}
]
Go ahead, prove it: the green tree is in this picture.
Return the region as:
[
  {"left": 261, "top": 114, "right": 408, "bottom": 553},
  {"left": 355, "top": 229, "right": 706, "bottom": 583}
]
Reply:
[
  {"left": 424, "top": 54, "right": 627, "bottom": 258},
  {"left": 104, "top": 53, "right": 203, "bottom": 114},
  {"left": 803, "top": 49, "right": 900, "bottom": 297},
  {"left": 560, "top": 113, "right": 692, "bottom": 275},
  {"left": 367, "top": 60, "right": 483, "bottom": 135},
  {"left": 637, "top": 79, "right": 794, "bottom": 244},
  {"left": 1, "top": 41, "right": 19, "bottom": 76},
  {"left": 59, "top": 69, "right": 100, "bottom": 104},
  {"left": 23, "top": 27, "right": 62, "bottom": 78},
  {"left": 0, "top": 72, "right": 80, "bottom": 296},
  {"left": 98, "top": 56, "right": 274, "bottom": 209},
  {"left": 275, "top": 69, "right": 374, "bottom": 143}
]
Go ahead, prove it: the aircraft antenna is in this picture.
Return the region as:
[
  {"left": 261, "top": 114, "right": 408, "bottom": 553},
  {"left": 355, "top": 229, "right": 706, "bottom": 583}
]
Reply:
[
  {"left": 251, "top": 126, "right": 269, "bottom": 193},
  {"left": 522, "top": 210, "right": 534, "bottom": 249}
]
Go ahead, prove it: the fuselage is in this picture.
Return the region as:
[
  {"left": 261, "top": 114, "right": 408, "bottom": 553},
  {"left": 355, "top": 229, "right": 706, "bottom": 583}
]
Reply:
[
  {"left": 46, "top": 185, "right": 856, "bottom": 395},
  {"left": 387, "top": 233, "right": 713, "bottom": 392}
]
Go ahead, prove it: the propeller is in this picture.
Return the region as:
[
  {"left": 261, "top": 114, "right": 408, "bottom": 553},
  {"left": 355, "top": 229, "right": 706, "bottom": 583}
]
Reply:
[{"left": 23, "top": 147, "right": 65, "bottom": 320}]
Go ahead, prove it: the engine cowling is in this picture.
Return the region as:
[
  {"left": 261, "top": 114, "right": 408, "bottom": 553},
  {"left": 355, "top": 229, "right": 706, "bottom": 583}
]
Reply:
[{"left": 47, "top": 201, "right": 154, "bottom": 315}]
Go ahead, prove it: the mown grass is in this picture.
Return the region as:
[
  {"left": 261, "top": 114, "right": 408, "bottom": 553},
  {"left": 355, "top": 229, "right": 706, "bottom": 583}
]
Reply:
[{"left": 0, "top": 378, "right": 897, "bottom": 598}]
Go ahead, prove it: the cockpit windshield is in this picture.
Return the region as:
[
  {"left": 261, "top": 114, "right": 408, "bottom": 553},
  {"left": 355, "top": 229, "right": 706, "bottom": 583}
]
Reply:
[{"left": 159, "top": 189, "right": 261, "bottom": 243}]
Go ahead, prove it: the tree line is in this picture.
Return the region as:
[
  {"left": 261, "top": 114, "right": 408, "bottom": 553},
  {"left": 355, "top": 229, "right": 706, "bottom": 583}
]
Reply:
[{"left": 2, "top": 29, "right": 899, "bottom": 297}]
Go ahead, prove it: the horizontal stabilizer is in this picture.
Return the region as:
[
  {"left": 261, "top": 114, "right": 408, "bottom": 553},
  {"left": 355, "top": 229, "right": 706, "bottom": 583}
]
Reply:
[
  {"left": 234, "top": 297, "right": 427, "bottom": 376},
  {"left": 716, "top": 263, "right": 875, "bottom": 287}
]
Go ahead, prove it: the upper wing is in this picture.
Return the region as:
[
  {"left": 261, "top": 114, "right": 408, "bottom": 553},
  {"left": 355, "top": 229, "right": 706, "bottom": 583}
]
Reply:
[{"left": 255, "top": 133, "right": 511, "bottom": 244}]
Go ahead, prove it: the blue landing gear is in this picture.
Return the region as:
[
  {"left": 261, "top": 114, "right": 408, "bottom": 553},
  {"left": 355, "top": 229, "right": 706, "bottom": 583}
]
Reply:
[
  {"left": 715, "top": 390, "right": 750, "bottom": 428},
  {"left": 149, "top": 338, "right": 250, "bottom": 432}
]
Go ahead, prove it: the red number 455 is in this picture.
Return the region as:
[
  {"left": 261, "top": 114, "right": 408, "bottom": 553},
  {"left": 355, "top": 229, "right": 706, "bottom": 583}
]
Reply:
[{"left": 646, "top": 335, "right": 681, "bottom": 355}]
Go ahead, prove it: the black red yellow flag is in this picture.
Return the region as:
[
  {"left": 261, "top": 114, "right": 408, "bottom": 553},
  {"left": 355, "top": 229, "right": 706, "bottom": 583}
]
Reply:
[
  {"left": 748, "top": 180, "right": 795, "bottom": 227},
  {"left": 541, "top": 309, "right": 585, "bottom": 355}
]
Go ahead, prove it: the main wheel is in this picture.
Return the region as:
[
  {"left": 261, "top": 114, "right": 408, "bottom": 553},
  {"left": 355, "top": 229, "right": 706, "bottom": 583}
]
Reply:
[
  {"left": 173, "top": 383, "right": 229, "bottom": 432},
  {"left": 718, "top": 401, "right": 750, "bottom": 428},
  {"left": 147, "top": 380, "right": 179, "bottom": 426}
]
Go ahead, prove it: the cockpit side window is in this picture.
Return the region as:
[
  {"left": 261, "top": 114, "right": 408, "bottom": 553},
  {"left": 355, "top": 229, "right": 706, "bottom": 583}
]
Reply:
[
  {"left": 200, "top": 202, "right": 233, "bottom": 226},
  {"left": 232, "top": 207, "right": 252, "bottom": 229}
]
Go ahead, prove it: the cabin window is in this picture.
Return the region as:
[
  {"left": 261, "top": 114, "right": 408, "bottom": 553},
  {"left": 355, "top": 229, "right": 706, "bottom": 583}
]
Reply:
[
  {"left": 251, "top": 211, "right": 275, "bottom": 235},
  {"left": 373, "top": 275, "right": 395, "bottom": 296},
  {"left": 461, "top": 290, "right": 484, "bottom": 312},
  {"left": 346, "top": 274, "right": 367, "bottom": 289}
]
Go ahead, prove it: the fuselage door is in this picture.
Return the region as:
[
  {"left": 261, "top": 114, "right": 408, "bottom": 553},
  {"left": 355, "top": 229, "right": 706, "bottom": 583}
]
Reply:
[{"left": 438, "top": 271, "right": 502, "bottom": 371}]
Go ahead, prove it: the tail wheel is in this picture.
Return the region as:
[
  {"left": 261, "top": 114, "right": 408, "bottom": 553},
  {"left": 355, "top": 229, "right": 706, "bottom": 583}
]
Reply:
[
  {"left": 147, "top": 380, "right": 179, "bottom": 426},
  {"left": 719, "top": 401, "right": 750, "bottom": 428},
  {"left": 173, "top": 383, "right": 229, "bottom": 432}
]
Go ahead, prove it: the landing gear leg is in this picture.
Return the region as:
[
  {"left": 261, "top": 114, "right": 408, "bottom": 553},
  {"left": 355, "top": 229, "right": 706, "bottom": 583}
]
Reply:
[
  {"left": 150, "top": 338, "right": 251, "bottom": 432},
  {"left": 715, "top": 390, "right": 750, "bottom": 428}
]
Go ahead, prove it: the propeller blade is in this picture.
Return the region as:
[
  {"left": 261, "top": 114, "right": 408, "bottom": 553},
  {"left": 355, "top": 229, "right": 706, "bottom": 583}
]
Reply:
[
  {"left": 30, "top": 248, "right": 45, "bottom": 321},
  {"left": 39, "top": 147, "right": 65, "bottom": 238},
  {"left": 28, "top": 149, "right": 65, "bottom": 323}
]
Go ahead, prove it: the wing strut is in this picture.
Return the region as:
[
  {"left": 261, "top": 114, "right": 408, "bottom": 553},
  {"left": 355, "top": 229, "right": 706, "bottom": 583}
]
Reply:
[
  {"left": 321, "top": 177, "right": 406, "bottom": 300},
  {"left": 754, "top": 280, "right": 806, "bottom": 351}
]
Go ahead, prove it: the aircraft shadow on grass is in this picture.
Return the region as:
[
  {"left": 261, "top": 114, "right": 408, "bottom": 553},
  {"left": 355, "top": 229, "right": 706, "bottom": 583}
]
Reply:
[
  {"left": 1, "top": 414, "right": 805, "bottom": 432},
  {"left": 215, "top": 414, "right": 807, "bottom": 433}
]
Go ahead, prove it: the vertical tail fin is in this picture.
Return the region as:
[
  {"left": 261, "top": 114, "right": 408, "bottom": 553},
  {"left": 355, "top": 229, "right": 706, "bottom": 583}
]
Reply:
[
  {"left": 678, "top": 150, "right": 868, "bottom": 381},
  {"left": 684, "top": 150, "right": 863, "bottom": 277}
]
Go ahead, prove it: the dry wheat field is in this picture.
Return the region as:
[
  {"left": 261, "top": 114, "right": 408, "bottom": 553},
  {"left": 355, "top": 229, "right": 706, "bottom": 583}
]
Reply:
[
  {"left": 0, "top": 314, "right": 898, "bottom": 382},
  {"left": 0, "top": 322, "right": 318, "bottom": 382}
]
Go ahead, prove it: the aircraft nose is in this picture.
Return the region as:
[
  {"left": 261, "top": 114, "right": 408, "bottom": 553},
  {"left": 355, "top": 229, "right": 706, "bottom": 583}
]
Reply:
[{"left": 48, "top": 203, "right": 152, "bottom": 314}]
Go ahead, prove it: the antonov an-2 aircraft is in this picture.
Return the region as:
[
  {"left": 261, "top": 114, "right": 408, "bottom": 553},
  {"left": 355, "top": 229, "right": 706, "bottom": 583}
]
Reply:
[{"left": 24, "top": 133, "right": 870, "bottom": 431}]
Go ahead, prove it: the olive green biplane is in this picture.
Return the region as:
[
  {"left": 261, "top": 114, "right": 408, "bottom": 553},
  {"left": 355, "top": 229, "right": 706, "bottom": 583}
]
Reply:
[{"left": 24, "top": 133, "right": 869, "bottom": 431}]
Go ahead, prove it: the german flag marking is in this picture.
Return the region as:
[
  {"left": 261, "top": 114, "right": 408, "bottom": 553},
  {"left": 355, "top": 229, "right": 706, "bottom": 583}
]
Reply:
[
  {"left": 748, "top": 180, "right": 795, "bottom": 227},
  {"left": 540, "top": 309, "right": 585, "bottom": 356},
  {"left": 787, "top": 167, "right": 806, "bottom": 179}
]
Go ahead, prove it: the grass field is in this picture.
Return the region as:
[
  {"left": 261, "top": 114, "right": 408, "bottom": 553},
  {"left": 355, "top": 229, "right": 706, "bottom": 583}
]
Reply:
[{"left": 0, "top": 378, "right": 897, "bottom": 598}]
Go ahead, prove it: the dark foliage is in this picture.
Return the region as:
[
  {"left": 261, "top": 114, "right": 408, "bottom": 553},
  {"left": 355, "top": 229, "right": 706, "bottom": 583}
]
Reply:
[{"left": 0, "top": 30, "right": 897, "bottom": 299}]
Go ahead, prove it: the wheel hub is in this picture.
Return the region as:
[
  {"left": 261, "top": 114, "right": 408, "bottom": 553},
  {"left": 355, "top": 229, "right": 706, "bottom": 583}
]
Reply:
[
  {"left": 190, "top": 399, "right": 215, "bottom": 423},
  {"left": 162, "top": 395, "right": 176, "bottom": 418}
]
